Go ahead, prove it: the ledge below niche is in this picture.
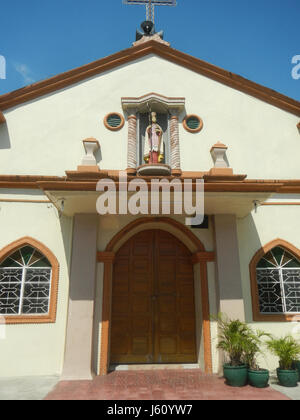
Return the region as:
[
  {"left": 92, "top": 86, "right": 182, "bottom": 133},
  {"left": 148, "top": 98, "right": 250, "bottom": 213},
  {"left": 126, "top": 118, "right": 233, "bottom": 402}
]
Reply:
[{"left": 137, "top": 164, "right": 172, "bottom": 177}]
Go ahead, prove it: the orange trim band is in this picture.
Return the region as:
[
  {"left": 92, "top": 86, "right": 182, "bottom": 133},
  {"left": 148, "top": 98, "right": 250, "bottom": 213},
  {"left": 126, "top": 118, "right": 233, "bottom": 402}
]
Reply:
[
  {"left": 261, "top": 202, "right": 300, "bottom": 206},
  {"left": 0, "top": 199, "right": 51, "bottom": 204}
]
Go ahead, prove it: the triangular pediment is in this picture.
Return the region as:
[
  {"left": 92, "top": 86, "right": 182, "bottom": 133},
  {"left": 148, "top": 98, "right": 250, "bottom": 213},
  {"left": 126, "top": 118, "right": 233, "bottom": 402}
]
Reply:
[{"left": 0, "top": 39, "right": 299, "bottom": 121}]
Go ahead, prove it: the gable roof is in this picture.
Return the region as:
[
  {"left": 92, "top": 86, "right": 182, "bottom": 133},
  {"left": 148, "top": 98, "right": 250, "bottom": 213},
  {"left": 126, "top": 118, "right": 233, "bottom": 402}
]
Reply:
[{"left": 0, "top": 40, "right": 299, "bottom": 120}]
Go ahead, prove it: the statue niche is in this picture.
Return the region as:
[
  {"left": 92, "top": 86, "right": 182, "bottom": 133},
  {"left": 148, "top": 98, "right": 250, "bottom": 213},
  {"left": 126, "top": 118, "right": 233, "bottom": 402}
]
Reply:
[{"left": 137, "top": 110, "right": 171, "bottom": 176}]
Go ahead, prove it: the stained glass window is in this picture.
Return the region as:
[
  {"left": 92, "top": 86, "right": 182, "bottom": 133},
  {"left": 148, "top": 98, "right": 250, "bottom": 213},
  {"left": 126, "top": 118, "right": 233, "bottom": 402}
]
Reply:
[
  {"left": 256, "top": 247, "right": 300, "bottom": 314},
  {"left": 0, "top": 246, "right": 52, "bottom": 316}
]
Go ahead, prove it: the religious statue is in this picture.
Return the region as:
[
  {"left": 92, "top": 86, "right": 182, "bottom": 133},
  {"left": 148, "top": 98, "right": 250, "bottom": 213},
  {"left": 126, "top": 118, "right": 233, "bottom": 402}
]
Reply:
[{"left": 144, "top": 112, "right": 164, "bottom": 164}]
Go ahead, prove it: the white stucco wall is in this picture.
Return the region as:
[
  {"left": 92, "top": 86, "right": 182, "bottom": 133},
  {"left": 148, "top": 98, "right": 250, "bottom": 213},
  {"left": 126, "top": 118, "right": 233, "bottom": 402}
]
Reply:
[
  {"left": 1, "top": 54, "right": 299, "bottom": 179},
  {"left": 0, "top": 191, "right": 72, "bottom": 377},
  {"left": 237, "top": 201, "right": 300, "bottom": 372}
]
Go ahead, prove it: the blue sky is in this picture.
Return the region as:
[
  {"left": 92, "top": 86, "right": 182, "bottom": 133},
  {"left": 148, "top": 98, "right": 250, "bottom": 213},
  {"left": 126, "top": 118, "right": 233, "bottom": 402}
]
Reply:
[{"left": 0, "top": 0, "right": 299, "bottom": 100}]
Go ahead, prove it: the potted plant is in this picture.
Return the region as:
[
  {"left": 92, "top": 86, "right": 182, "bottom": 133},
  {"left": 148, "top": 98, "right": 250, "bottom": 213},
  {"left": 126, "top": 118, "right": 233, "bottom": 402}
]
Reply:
[
  {"left": 267, "top": 335, "right": 300, "bottom": 387},
  {"left": 216, "top": 314, "right": 250, "bottom": 387},
  {"left": 244, "top": 329, "right": 271, "bottom": 388},
  {"left": 293, "top": 360, "right": 300, "bottom": 382}
]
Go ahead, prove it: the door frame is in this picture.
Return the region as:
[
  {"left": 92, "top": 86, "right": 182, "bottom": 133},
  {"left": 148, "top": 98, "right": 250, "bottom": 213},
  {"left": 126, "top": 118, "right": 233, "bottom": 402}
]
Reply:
[{"left": 97, "top": 217, "right": 215, "bottom": 375}]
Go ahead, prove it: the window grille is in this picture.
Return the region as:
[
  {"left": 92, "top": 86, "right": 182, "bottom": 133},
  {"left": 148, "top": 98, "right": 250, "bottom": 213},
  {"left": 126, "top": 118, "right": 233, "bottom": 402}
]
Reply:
[
  {"left": 256, "top": 247, "right": 300, "bottom": 314},
  {"left": 0, "top": 246, "right": 52, "bottom": 316}
]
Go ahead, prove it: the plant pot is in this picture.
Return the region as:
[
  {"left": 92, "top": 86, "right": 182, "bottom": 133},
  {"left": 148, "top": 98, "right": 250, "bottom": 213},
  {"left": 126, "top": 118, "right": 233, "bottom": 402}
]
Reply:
[
  {"left": 223, "top": 364, "right": 248, "bottom": 387},
  {"left": 248, "top": 369, "right": 269, "bottom": 388},
  {"left": 293, "top": 361, "right": 300, "bottom": 382},
  {"left": 277, "top": 368, "right": 298, "bottom": 388}
]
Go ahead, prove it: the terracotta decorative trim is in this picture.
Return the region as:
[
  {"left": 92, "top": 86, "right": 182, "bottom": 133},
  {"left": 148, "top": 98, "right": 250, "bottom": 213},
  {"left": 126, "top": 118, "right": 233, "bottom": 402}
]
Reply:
[
  {"left": 99, "top": 261, "right": 113, "bottom": 376},
  {"left": 200, "top": 261, "right": 213, "bottom": 374},
  {"left": 105, "top": 217, "right": 206, "bottom": 253},
  {"left": 126, "top": 168, "right": 137, "bottom": 176},
  {"left": 0, "top": 111, "right": 5, "bottom": 124},
  {"left": 210, "top": 142, "right": 228, "bottom": 151},
  {"left": 171, "top": 169, "right": 182, "bottom": 177},
  {"left": 261, "top": 202, "right": 300, "bottom": 206},
  {"left": 0, "top": 175, "right": 65, "bottom": 190},
  {"left": 0, "top": 199, "right": 51, "bottom": 204},
  {"left": 183, "top": 115, "right": 204, "bottom": 134},
  {"left": 170, "top": 113, "right": 181, "bottom": 170},
  {"left": 122, "top": 92, "right": 186, "bottom": 102},
  {"left": 0, "top": 237, "right": 59, "bottom": 324},
  {"left": 77, "top": 165, "right": 100, "bottom": 173},
  {"left": 83, "top": 138, "right": 100, "bottom": 146},
  {"left": 98, "top": 217, "right": 213, "bottom": 376},
  {"left": 133, "top": 34, "right": 170, "bottom": 47},
  {"left": 65, "top": 170, "right": 108, "bottom": 181},
  {"left": 37, "top": 179, "right": 290, "bottom": 193},
  {"left": 97, "top": 252, "right": 115, "bottom": 263},
  {"left": 121, "top": 93, "right": 185, "bottom": 113},
  {"left": 127, "top": 111, "right": 137, "bottom": 169},
  {"left": 0, "top": 41, "right": 299, "bottom": 116},
  {"left": 103, "top": 113, "right": 125, "bottom": 131},
  {"left": 192, "top": 252, "right": 215, "bottom": 264},
  {"left": 1, "top": 173, "right": 300, "bottom": 194},
  {"left": 204, "top": 173, "right": 247, "bottom": 182},
  {"left": 249, "top": 238, "right": 300, "bottom": 322}
]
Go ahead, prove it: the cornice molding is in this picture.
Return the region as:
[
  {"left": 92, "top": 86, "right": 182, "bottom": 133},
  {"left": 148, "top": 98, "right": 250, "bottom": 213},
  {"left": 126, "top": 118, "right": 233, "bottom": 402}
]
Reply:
[
  {"left": 121, "top": 92, "right": 185, "bottom": 113},
  {"left": 0, "top": 173, "right": 299, "bottom": 193}
]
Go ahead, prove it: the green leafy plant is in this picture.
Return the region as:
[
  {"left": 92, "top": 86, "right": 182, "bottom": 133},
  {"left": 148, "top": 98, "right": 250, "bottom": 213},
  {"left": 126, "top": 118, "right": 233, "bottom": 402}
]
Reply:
[
  {"left": 243, "top": 329, "right": 271, "bottom": 371},
  {"left": 215, "top": 314, "right": 252, "bottom": 366},
  {"left": 267, "top": 335, "right": 300, "bottom": 371}
]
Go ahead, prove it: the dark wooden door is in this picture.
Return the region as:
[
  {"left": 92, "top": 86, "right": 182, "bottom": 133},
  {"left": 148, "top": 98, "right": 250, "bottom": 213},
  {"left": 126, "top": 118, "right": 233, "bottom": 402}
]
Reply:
[{"left": 110, "top": 230, "right": 197, "bottom": 364}]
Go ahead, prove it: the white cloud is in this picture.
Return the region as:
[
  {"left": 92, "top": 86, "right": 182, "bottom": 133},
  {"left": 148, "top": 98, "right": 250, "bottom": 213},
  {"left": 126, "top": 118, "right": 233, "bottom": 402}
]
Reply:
[{"left": 14, "top": 63, "right": 35, "bottom": 84}]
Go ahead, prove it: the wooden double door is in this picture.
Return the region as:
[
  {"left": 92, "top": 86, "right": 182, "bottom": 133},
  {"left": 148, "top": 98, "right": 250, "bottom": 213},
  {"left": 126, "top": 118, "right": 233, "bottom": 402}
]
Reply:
[{"left": 110, "top": 230, "right": 197, "bottom": 364}]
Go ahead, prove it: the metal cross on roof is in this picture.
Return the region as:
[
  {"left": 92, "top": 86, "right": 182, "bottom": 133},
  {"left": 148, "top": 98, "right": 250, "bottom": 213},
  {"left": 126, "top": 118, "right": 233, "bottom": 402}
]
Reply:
[{"left": 123, "top": 0, "right": 177, "bottom": 24}]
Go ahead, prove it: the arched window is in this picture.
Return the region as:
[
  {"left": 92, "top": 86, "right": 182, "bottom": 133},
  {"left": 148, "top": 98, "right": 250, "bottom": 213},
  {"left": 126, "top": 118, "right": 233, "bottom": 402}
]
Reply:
[
  {"left": 0, "top": 238, "right": 59, "bottom": 324},
  {"left": 250, "top": 240, "right": 300, "bottom": 322}
]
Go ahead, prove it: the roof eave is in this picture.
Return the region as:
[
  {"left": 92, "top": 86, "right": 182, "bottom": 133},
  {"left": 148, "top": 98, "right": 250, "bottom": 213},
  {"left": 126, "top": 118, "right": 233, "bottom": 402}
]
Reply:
[{"left": 0, "top": 111, "right": 5, "bottom": 124}]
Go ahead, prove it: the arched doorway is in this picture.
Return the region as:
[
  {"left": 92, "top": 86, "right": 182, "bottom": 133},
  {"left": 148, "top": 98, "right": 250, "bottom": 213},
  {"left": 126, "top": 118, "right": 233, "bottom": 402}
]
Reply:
[{"left": 110, "top": 229, "right": 197, "bottom": 365}]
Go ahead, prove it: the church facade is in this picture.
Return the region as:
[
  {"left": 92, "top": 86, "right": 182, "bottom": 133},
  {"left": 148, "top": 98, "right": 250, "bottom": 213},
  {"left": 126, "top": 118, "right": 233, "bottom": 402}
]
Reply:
[{"left": 0, "top": 33, "right": 300, "bottom": 379}]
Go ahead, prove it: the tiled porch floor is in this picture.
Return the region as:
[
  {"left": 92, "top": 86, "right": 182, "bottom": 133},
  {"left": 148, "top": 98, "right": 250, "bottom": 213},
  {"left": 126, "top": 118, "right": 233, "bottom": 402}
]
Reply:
[{"left": 45, "top": 370, "right": 290, "bottom": 400}]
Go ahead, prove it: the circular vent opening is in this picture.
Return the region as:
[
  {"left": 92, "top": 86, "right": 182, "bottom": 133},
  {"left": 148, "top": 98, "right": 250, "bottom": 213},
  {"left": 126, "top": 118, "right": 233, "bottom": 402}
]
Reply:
[
  {"left": 183, "top": 115, "right": 203, "bottom": 133},
  {"left": 104, "top": 113, "right": 125, "bottom": 131}
]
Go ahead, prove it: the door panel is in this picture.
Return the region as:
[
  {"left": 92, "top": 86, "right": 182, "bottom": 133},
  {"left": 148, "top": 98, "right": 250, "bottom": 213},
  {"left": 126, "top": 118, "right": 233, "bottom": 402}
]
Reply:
[{"left": 110, "top": 230, "right": 197, "bottom": 364}]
